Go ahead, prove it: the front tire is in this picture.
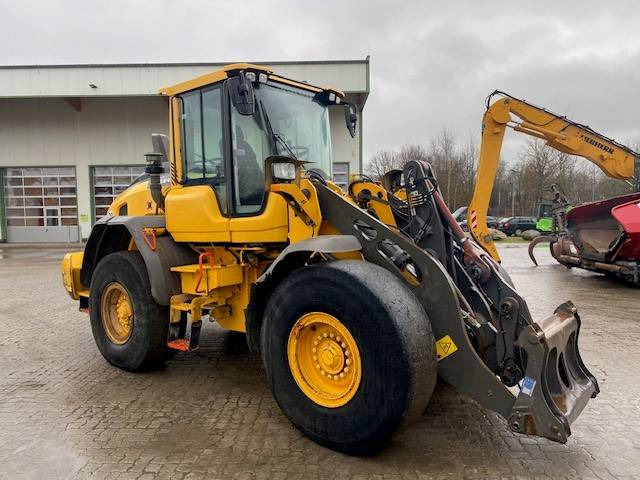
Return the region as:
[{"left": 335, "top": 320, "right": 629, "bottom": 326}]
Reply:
[
  {"left": 261, "top": 260, "right": 437, "bottom": 454},
  {"left": 89, "top": 251, "right": 171, "bottom": 372}
]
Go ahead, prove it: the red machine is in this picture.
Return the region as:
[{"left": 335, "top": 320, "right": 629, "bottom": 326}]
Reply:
[{"left": 540, "top": 192, "right": 640, "bottom": 285}]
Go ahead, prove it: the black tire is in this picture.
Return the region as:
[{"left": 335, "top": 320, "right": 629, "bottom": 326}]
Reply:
[
  {"left": 89, "top": 251, "right": 171, "bottom": 372},
  {"left": 261, "top": 260, "right": 437, "bottom": 454}
]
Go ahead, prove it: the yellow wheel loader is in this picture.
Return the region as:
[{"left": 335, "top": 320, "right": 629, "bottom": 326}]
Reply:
[{"left": 62, "top": 64, "right": 598, "bottom": 454}]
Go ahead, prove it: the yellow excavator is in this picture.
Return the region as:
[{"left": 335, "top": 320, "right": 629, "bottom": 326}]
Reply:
[
  {"left": 468, "top": 91, "right": 640, "bottom": 284},
  {"left": 61, "top": 66, "right": 598, "bottom": 454}
]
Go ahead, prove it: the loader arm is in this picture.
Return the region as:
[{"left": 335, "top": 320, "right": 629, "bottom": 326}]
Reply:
[
  {"left": 336, "top": 160, "right": 599, "bottom": 443},
  {"left": 469, "top": 90, "right": 640, "bottom": 261}
]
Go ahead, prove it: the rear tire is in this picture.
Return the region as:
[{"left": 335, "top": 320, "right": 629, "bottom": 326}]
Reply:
[
  {"left": 261, "top": 260, "right": 437, "bottom": 454},
  {"left": 89, "top": 251, "right": 171, "bottom": 372}
]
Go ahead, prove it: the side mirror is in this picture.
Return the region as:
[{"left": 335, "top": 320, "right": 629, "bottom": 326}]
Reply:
[
  {"left": 344, "top": 103, "right": 357, "bottom": 138},
  {"left": 229, "top": 71, "right": 255, "bottom": 116}
]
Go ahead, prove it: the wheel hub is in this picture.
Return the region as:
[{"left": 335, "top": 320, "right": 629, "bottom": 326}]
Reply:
[
  {"left": 316, "top": 335, "right": 348, "bottom": 375},
  {"left": 115, "top": 295, "right": 132, "bottom": 330},
  {"left": 101, "top": 282, "right": 134, "bottom": 345},
  {"left": 287, "top": 312, "right": 361, "bottom": 408}
]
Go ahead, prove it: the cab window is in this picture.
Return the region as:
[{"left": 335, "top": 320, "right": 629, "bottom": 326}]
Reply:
[
  {"left": 179, "top": 86, "right": 227, "bottom": 213},
  {"left": 231, "top": 102, "right": 271, "bottom": 214}
]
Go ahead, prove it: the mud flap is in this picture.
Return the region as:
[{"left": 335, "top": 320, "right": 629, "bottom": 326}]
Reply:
[{"left": 509, "top": 302, "right": 599, "bottom": 442}]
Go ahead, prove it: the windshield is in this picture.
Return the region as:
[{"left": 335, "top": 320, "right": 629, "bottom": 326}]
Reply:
[
  {"left": 258, "top": 82, "right": 332, "bottom": 175},
  {"left": 228, "top": 80, "right": 335, "bottom": 214}
]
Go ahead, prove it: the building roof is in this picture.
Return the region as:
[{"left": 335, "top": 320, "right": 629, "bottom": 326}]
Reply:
[{"left": 0, "top": 58, "right": 370, "bottom": 107}]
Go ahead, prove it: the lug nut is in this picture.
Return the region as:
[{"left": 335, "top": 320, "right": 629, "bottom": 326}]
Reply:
[
  {"left": 336, "top": 336, "right": 341, "bottom": 342},
  {"left": 346, "top": 358, "right": 351, "bottom": 366}
]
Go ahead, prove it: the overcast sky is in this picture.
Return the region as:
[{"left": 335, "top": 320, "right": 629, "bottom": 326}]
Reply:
[{"left": 2, "top": 0, "right": 640, "bottom": 164}]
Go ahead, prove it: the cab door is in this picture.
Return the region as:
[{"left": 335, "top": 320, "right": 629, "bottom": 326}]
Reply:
[
  {"left": 225, "top": 81, "right": 289, "bottom": 243},
  {"left": 165, "top": 84, "right": 231, "bottom": 243}
]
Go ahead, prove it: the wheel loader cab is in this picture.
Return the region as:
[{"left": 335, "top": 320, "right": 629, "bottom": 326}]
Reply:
[{"left": 164, "top": 66, "right": 335, "bottom": 244}]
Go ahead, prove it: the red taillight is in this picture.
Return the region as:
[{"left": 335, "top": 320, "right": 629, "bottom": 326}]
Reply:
[{"left": 504, "top": 223, "right": 510, "bottom": 228}]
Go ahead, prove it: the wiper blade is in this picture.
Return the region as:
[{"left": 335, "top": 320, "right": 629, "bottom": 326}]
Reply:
[
  {"left": 273, "top": 133, "right": 298, "bottom": 160},
  {"left": 258, "top": 99, "right": 297, "bottom": 161}
]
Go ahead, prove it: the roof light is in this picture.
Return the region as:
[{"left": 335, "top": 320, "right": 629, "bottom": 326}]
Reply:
[
  {"left": 245, "top": 71, "right": 256, "bottom": 82},
  {"left": 258, "top": 73, "right": 268, "bottom": 83},
  {"left": 329, "top": 93, "right": 336, "bottom": 102}
]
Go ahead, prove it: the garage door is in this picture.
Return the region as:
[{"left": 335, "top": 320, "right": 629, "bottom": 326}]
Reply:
[
  {"left": 3, "top": 167, "right": 80, "bottom": 243},
  {"left": 92, "top": 166, "right": 146, "bottom": 221},
  {"left": 332, "top": 162, "right": 350, "bottom": 189}
]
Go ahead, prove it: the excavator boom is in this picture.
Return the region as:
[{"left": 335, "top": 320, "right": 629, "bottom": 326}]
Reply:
[{"left": 469, "top": 90, "right": 640, "bottom": 261}]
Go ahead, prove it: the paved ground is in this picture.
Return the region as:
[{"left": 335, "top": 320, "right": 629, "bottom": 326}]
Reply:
[{"left": 0, "top": 244, "right": 639, "bottom": 480}]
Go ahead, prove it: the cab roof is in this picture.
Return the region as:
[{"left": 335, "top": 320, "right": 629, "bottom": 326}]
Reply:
[{"left": 159, "top": 62, "right": 345, "bottom": 98}]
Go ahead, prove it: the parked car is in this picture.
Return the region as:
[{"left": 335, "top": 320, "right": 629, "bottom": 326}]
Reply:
[
  {"left": 458, "top": 216, "right": 499, "bottom": 232},
  {"left": 497, "top": 216, "right": 537, "bottom": 236},
  {"left": 451, "top": 206, "right": 468, "bottom": 223}
]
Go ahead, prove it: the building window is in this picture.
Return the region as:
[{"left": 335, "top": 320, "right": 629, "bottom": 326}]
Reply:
[
  {"left": 332, "top": 162, "right": 350, "bottom": 189},
  {"left": 3, "top": 167, "right": 78, "bottom": 227},
  {"left": 92, "top": 166, "right": 145, "bottom": 220}
]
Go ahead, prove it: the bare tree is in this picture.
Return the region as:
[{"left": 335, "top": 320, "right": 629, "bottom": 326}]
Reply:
[
  {"left": 366, "top": 150, "right": 400, "bottom": 181},
  {"left": 364, "top": 132, "right": 635, "bottom": 217},
  {"left": 397, "top": 144, "right": 429, "bottom": 164}
]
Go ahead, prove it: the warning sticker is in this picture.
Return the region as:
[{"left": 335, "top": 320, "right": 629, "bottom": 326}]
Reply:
[
  {"left": 521, "top": 376, "right": 537, "bottom": 396},
  {"left": 435, "top": 335, "right": 458, "bottom": 361}
]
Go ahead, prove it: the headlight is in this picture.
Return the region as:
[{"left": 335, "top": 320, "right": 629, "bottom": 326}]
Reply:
[{"left": 272, "top": 162, "right": 296, "bottom": 181}]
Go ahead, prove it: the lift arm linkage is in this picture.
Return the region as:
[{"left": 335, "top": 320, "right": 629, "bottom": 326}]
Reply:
[{"left": 469, "top": 90, "right": 640, "bottom": 261}]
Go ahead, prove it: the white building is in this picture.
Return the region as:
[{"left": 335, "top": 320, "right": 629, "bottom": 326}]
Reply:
[{"left": 0, "top": 59, "right": 370, "bottom": 242}]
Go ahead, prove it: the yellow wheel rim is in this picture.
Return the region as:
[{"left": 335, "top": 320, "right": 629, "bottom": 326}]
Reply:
[
  {"left": 101, "top": 282, "right": 134, "bottom": 345},
  {"left": 287, "top": 312, "right": 362, "bottom": 408}
]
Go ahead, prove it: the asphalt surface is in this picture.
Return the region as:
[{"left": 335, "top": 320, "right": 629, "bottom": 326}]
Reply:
[{"left": 0, "top": 243, "right": 638, "bottom": 479}]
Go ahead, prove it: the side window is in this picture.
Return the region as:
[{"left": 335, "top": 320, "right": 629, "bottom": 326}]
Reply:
[
  {"left": 180, "top": 91, "right": 203, "bottom": 181},
  {"left": 202, "top": 87, "right": 226, "bottom": 213},
  {"left": 180, "top": 87, "right": 227, "bottom": 213}
]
